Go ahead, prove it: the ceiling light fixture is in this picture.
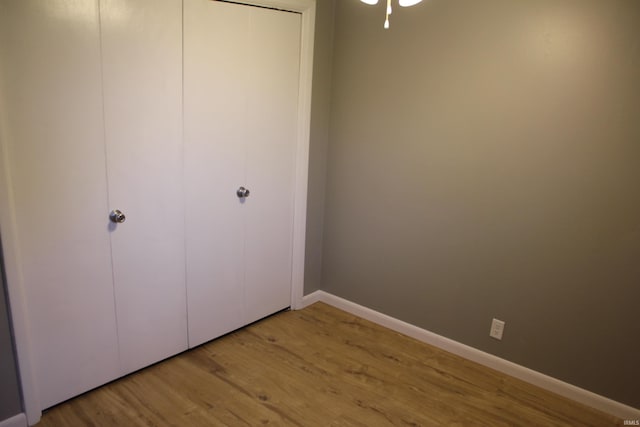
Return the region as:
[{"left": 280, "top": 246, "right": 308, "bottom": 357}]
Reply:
[{"left": 360, "top": 0, "right": 423, "bottom": 29}]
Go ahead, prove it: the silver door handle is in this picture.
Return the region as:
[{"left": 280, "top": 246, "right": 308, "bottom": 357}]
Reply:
[
  {"left": 236, "top": 187, "right": 250, "bottom": 198},
  {"left": 109, "top": 209, "right": 126, "bottom": 223}
]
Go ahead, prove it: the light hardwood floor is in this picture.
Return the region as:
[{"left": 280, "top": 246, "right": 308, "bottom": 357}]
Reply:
[{"left": 37, "top": 302, "right": 620, "bottom": 426}]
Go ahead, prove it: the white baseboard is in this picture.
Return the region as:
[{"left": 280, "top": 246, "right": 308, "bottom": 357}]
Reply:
[
  {"left": 300, "top": 290, "right": 640, "bottom": 420},
  {"left": 0, "top": 414, "right": 27, "bottom": 427}
]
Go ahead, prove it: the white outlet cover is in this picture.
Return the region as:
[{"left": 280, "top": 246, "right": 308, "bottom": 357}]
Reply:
[{"left": 490, "top": 318, "right": 505, "bottom": 340}]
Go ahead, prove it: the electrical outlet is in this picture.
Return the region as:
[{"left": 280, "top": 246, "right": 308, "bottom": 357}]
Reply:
[{"left": 490, "top": 318, "right": 505, "bottom": 340}]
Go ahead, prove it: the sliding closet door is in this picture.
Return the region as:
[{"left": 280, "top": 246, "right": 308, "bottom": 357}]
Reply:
[
  {"left": 184, "top": 0, "right": 247, "bottom": 347},
  {"left": 0, "top": 0, "right": 119, "bottom": 408},
  {"left": 243, "top": 7, "right": 300, "bottom": 323},
  {"left": 184, "top": 0, "right": 300, "bottom": 347},
  {"left": 100, "top": 0, "right": 187, "bottom": 374}
]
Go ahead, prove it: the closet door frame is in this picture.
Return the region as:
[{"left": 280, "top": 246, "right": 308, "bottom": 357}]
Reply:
[{"left": 0, "top": 0, "right": 315, "bottom": 423}]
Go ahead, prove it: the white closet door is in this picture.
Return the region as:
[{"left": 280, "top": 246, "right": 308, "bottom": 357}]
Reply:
[
  {"left": 184, "top": 0, "right": 247, "bottom": 347},
  {"left": 244, "top": 7, "right": 300, "bottom": 324},
  {"left": 184, "top": 0, "right": 300, "bottom": 347},
  {"left": 0, "top": 0, "right": 120, "bottom": 408},
  {"left": 100, "top": 0, "right": 187, "bottom": 374}
]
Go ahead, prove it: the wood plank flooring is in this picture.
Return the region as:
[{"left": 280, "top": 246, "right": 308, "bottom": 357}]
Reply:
[{"left": 37, "top": 302, "right": 621, "bottom": 426}]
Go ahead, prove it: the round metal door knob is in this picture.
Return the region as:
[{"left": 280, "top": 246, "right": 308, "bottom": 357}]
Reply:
[
  {"left": 109, "top": 209, "right": 126, "bottom": 223},
  {"left": 236, "top": 187, "right": 250, "bottom": 198}
]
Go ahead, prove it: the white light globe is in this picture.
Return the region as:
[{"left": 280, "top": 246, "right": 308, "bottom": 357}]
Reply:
[{"left": 399, "top": 0, "right": 423, "bottom": 6}]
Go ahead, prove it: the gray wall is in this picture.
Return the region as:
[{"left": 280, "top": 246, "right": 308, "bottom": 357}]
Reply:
[
  {"left": 0, "top": 243, "right": 22, "bottom": 420},
  {"left": 304, "top": 0, "right": 335, "bottom": 294},
  {"left": 320, "top": 0, "right": 640, "bottom": 408}
]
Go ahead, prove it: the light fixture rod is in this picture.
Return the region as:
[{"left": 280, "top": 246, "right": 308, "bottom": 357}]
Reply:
[{"left": 384, "top": 0, "right": 391, "bottom": 28}]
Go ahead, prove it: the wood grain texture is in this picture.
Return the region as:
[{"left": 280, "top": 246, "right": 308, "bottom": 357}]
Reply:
[{"left": 37, "top": 303, "right": 621, "bottom": 426}]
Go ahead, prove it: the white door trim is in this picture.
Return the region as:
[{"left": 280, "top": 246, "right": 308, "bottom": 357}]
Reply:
[
  {"left": 0, "top": 66, "right": 42, "bottom": 427},
  {"left": 289, "top": 0, "right": 316, "bottom": 311},
  {"left": 0, "top": 0, "right": 315, "bottom": 423}
]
